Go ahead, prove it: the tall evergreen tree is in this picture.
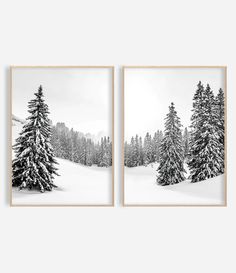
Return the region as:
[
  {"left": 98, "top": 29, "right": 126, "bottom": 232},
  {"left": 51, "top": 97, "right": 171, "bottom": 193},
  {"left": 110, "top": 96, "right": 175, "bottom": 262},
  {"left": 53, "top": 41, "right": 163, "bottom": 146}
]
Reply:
[
  {"left": 215, "top": 88, "right": 225, "bottom": 151},
  {"left": 127, "top": 137, "right": 136, "bottom": 167},
  {"left": 152, "top": 130, "right": 163, "bottom": 163},
  {"left": 56, "top": 123, "right": 70, "bottom": 159},
  {"left": 71, "top": 131, "right": 80, "bottom": 163},
  {"left": 143, "top": 132, "right": 152, "bottom": 166},
  {"left": 85, "top": 139, "right": 93, "bottom": 166},
  {"left": 51, "top": 125, "right": 62, "bottom": 157},
  {"left": 158, "top": 130, "right": 163, "bottom": 162},
  {"left": 188, "top": 83, "right": 224, "bottom": 182},
  {"left": 215, "top": 88, "right": 225, "bottom": 173},
  {"left": 107, "top": 136, "right": 112, "bottom": 166},
  {"left": 156, "top": 103, "right": 186, "bottom": 186},
  {"left": 182, "top": 127, "right": 190, "bottom": 160},
  {"left": 133, "top": 135, "right": 140, "bottom": 166},
  {"left": 79, "top": 137, "right": 87, "bottom": 165},
  {"left": 99, "top": 137, "right": 110, "bottom": 167},
  {"left": 68, "top": 128, "right": 75, "bottom": 162},
  {"left": 124, "top": 141, "right": 129, "bottom": 166},
  {"left": 138, "top": 136, "right": 143, "bottom": 166},
  {"left": 215, "top": 88, "right": 224, "bottom": 136},
  {"left": 152, "top": 132, "right": 158, "bottom": 162},
  {"left": 12, "top": 86, "right": 59, "bottom": 192}
]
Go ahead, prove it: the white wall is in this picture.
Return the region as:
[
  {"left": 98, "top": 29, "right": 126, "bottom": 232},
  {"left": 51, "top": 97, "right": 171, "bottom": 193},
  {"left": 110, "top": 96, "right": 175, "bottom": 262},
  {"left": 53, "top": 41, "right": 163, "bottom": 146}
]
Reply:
[{"left": 0, "top": 0, "right": 236, "bottom": 272}]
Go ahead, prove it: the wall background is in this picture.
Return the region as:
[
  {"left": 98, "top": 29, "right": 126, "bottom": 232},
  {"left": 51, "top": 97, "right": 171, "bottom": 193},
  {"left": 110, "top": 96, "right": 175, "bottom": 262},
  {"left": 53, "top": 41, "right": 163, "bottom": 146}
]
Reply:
[{"left": 0, "top": 0, "right": 235, "bottom": 272}]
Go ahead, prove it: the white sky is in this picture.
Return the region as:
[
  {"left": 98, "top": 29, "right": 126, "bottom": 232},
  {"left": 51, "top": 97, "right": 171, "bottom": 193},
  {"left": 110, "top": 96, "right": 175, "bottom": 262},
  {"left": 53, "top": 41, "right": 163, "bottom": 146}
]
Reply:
[
  {"left": 12, "top": 67, "right": 112, "bottom": 136},
  {"left": 125, "top": 67, "right": 225, "bottom": 140}
]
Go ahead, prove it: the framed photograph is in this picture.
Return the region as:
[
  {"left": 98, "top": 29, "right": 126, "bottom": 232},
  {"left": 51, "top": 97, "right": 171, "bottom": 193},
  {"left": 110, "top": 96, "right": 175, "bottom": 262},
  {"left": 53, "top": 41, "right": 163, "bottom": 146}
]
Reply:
[
  {"left": 10, "top": 66, "right": 114, "bottom": 206},
  {"left": 122, "top": 66, "right": 227, "bottom": 206}
]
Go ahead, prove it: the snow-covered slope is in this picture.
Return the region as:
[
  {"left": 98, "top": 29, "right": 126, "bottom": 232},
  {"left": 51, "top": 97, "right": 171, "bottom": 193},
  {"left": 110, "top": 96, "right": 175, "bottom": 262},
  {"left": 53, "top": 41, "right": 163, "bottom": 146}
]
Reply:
[
  {"left": 12, "top": 116, "right": 112, "bottom": 205},
  {"left": 12, "top": 114, "right": 26, "bottom": 126},
  {"left": 12, "top": 158, "right": 112, "bottom": 205},
  {"left": 125, "top": 163, "right": 225, "bottom": 205},
  {"left": 12, "top": 119, "right": 24, "bottom": 149}
]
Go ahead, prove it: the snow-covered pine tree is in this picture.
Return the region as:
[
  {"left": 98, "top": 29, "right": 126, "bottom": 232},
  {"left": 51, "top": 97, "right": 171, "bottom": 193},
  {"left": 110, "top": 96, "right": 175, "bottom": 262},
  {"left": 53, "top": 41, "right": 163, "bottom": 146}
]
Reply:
[
  {"left": 215, "top": 88, "right": 225, "bottom": 173},
  {"left": 99, "top": 137, "right": 110, "bottom": 167},
  {"left": 182, "top": 127, "right": 190, "bottom": 160},
  {"left": 85, "top": 139, "right": 93, "bottom": 166},
  {"left": 138, "top": 136, "right": 143, "bottom": 166},
  {"left": 51, "top": 123, "right": 71, "bottom": 160},
  {"left": 68, "top": 128, "right": 75, "bottom": 162},
  {"left": 152, "top": 132, "right": 158, "bottom": 162},
  {"left": 152, "top": 130, "right": 163, "bottom": 163},
  {"left": 215, "top": 88, "right": 224, "bottom": 136},
  {"left": 107, "top": 136, "right": 112, "bottom": 166},
  {"left": 57, "top": 123, "right": 71, "bottom": 160},
  {"left": 97, "top": 137, "right": 104, "bottom": 166},
  {"left": 188, "top": 81, "right": 204, "bottom": 177},
  {"left": 79, "top": 137, "right": 87, "bottom": 165},
  {"left": 72, "top": 131, "right": 80, "bottom": 163},
  {"left": 156, "top": 102, "right": 186, "bottom": 186},
  {"left": 188, "top": 83, "right": 224, "bottom": 182},
  {"left": 143, "top": 132, "right": 152, "bottom": 166},
  {"left": 12, "top": 85, "right": 59, "bottom": 193},
  {"left": 125, "top": 135, "right": 143, "bottom": 167},
  {"left": 124, "top": 141, "right": 129, "bottom": 166},
  {"left": 127, "top": 136, "right": 136, "bottom": 167},
  {"left": 133, "top": 135, "right": 140, "bottom": 166},
  {"left": 126, "top": 144, "right": 133, "bottom": 167},
  {"left": 92, "top": 141, "right": 100, "bottom": 165},
  {"left": 51, "top": 125, "right": 62, "bottom": 158},
  {"left": 158, "top": 130, "right": 163, "bottom": 162}
]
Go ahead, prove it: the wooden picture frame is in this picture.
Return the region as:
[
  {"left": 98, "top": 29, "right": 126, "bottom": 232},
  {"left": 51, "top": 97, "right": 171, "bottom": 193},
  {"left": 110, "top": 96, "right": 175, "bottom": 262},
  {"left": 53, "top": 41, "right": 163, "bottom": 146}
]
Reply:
[
  {"left": 122, "top": 66, "right": 227, "bottom": 207},
  {"left": 10, "top": 66, "right": 114, "bottom": 207}
]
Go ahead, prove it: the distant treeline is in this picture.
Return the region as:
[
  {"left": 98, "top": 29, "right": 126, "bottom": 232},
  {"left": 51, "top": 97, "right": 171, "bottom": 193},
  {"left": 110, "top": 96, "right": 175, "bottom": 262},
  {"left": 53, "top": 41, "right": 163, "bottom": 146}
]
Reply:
[
  {"left": 51, "top": 123, "right": 112, "bottom": 167},
  {"left": 124, "top": 129, "right": 189, "bottom": 167}
]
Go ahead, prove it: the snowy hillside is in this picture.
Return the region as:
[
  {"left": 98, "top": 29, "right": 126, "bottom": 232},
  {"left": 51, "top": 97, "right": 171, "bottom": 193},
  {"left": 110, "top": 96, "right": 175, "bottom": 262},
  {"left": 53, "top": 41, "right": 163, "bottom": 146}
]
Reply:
[
  {"left": 12, "top": 117, "right": 24, "bottom": 149},
  {"left": 125, "top": 163, "right": 225, "bottom": 205},
  {"left": 12, "top": 158, "right": 112, "bottom": 205},
  {"left": 12, "top": 114, "right": 26, "bottom": 126},
  {"left": 12, "top": 116, "right": 112, "bottom": 205}
]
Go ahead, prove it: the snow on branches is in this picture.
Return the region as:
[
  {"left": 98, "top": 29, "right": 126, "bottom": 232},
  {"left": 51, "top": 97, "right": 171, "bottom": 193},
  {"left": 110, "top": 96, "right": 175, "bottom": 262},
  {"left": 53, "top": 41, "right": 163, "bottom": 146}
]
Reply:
[
  {"left": 188, "top": 82, "right": 224, "bottom": 182},
  {"left": 12, "top": 86, "right": 59, "bottom": 193},
  {"left": 156, "top": 103, "right": 186, "bottom": 186}
]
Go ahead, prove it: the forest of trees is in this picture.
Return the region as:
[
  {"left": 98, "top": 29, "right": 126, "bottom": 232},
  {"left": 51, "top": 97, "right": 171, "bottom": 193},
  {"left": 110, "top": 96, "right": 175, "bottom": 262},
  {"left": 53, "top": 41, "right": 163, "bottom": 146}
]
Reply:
[
  {"left": 125, "top": 128, "right": 190, "bottom": 167},
  {"left": 51, "top": 123, "right": 112, "bottom": 167},
  {"left": 124, "top": 131, "right": 163, "bottom": 167},
  {"left": 125, "top": 81, "right": 225, "bottom": 186}
]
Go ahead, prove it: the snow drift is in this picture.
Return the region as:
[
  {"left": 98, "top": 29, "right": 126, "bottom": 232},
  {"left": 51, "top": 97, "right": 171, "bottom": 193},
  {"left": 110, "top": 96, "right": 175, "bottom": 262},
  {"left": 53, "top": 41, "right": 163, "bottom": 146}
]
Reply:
[{"left": 125, "top": 163, "right": 225, "bottom": 205}]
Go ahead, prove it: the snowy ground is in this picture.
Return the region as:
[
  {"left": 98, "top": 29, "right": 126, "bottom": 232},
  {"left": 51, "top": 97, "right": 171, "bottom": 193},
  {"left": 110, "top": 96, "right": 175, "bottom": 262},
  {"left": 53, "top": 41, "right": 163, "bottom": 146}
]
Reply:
[
  {"left": 124, "top": 163, "right": 225, "bottom": 205},
  {"left": 12, "top": 118, "right": 112, "bottom": 205},
  {"left": 12, "top": 158, "right": 112, "bottom": 205}
]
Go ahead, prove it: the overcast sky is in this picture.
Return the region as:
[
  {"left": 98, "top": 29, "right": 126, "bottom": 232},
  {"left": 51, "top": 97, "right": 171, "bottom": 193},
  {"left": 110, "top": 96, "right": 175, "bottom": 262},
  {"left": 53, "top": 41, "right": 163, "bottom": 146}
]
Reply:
[
  {"left": 125, "top": 67, "right": 225, "bottom": 141},
  {"left": 12, "top": 67, "right": 112, "bottom": 136}
]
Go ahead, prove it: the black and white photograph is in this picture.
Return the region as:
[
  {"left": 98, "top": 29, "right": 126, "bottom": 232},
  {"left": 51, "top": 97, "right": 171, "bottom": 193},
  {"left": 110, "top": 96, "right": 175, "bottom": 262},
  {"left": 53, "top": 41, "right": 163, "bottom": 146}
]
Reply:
[
  {"left": 123, "top": 66, "right": 226, "bottom": 206},
  {"left": 11, "top": 66, "right": 114, "bottom": 206}
]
